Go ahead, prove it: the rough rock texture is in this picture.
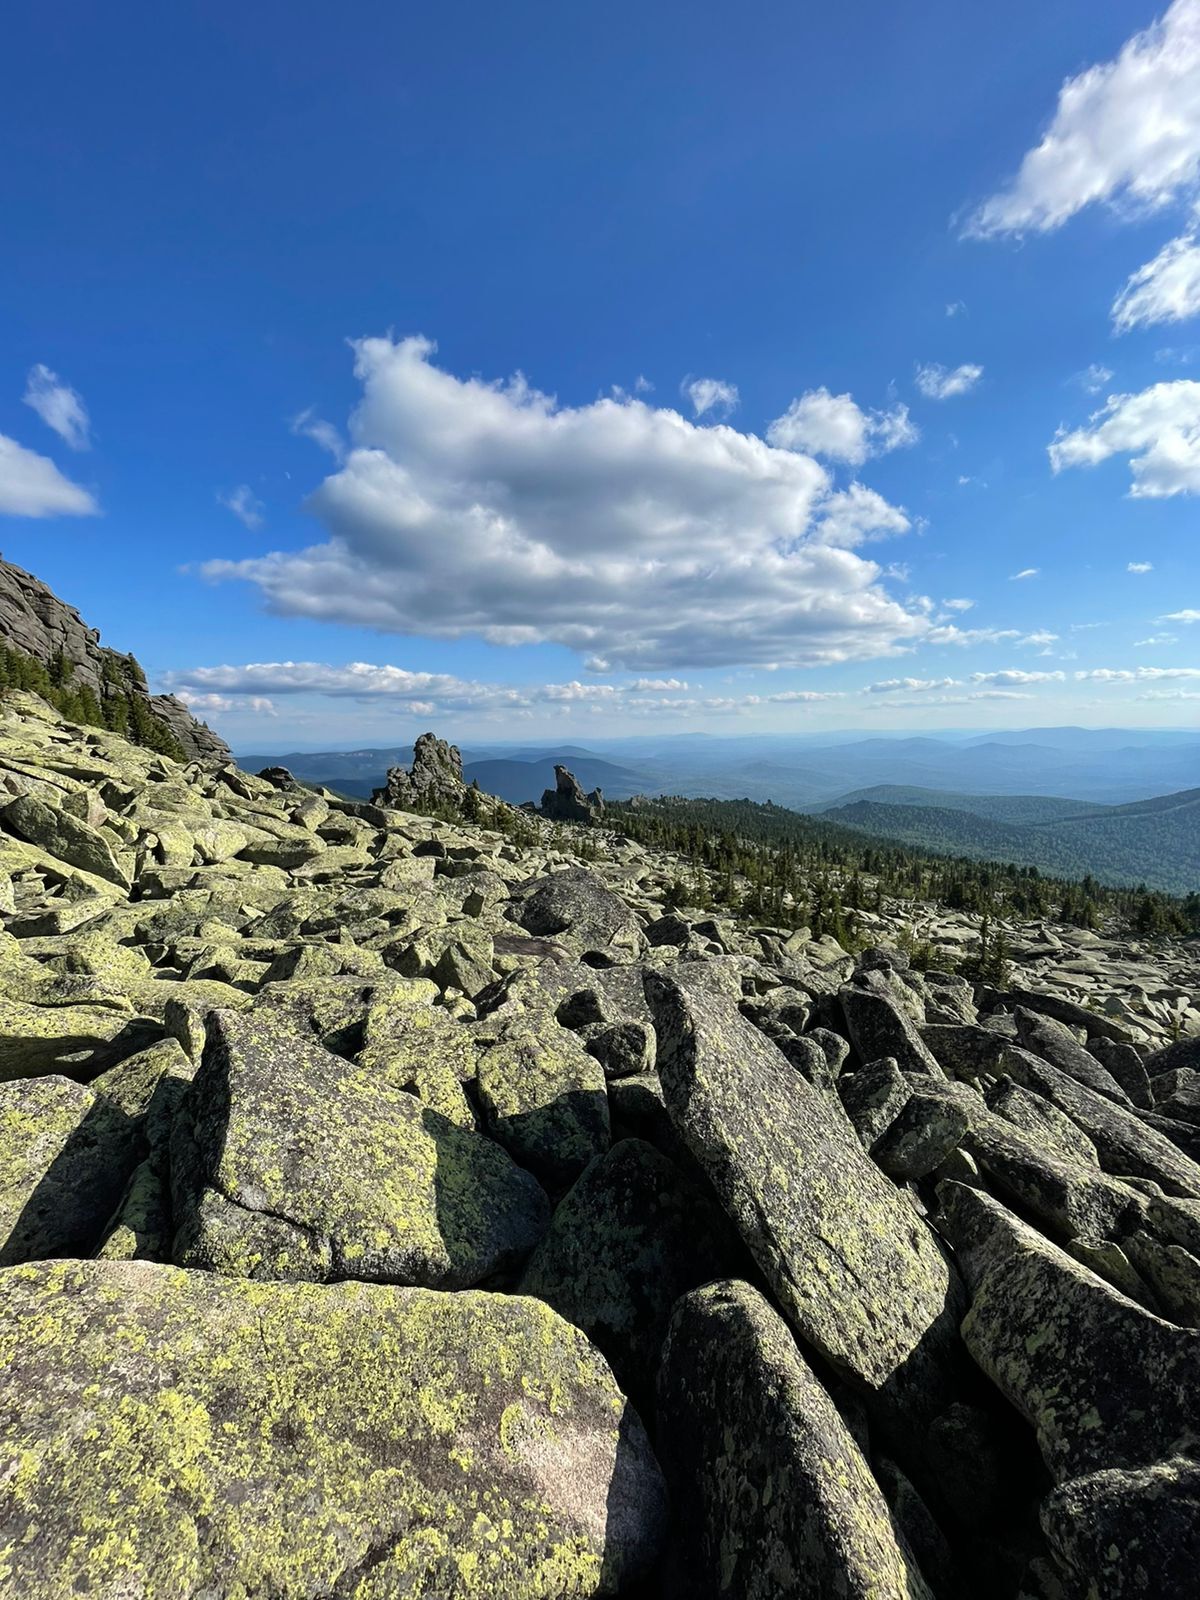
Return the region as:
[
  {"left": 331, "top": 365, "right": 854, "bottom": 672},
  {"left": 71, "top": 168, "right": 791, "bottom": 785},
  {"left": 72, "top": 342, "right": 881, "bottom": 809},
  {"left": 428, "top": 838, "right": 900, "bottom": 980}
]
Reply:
[
  {"left": 519, "top": 1138, "right": 739, "bottom": 1401},
  {"left": 657, "top": 1280, "right": 933, "bottom": 1599},
  {"left": 172, "top": 1008, "right": 549, "bottom": 1285},
  {"left": 0, "top": 656, "right": 1197, "bottom": 1599},
  {"left": 0, "top": 556, "right": 228, "bottom": 760},
  {"left": 541, "top": 764, "right": 604, "bottom": 823},
  {"left": 0, "top": 1258, "right": 667, "bottom": 1598},
  {"left": 648, "top": 973, "right": 962, "bottom": 1424}
]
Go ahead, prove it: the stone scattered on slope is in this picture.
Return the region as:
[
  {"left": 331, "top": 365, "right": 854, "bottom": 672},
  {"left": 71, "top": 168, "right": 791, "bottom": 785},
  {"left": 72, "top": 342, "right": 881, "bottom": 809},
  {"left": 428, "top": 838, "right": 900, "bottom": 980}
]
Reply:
[
  {"left": 0, "top": 1258, "right": 666, "bottom": 1599},
  {"left": 657, "top": 1279, "right": 934, "bottom": 1600},
  {"left": 172, "top": 1008, "right": 549, "bottom": 1285},
  {"left": 649, "top": 973, "right": 963, "bottom": 1426}
]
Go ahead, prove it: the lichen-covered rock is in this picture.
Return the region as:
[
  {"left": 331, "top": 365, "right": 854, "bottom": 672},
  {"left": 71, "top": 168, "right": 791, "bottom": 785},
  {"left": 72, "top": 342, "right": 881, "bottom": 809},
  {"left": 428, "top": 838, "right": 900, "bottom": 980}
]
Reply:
[
  {"left": 838, "top": 1056, "right": 910, "bottom": 1147},
  {"left": 1, "top": 791, "right": 131, "bottom": 888},
  {"left": 0, "top": 992, "right": 155, "bottom": 1083},
  {"left": 171, "top": 1009, "right": 549, "bottom": 1285},
  {"left": 476, "top": 1013, "right": 610, "bottom": 1188},
  {"left": 1014, "top": 1008, "right": 1131, "bottom": 1103},
  {"left": 874, "top": 1089, "right": 970, "bottom": 1181},
  {"left": 657, "top": 1279, "right": 934, "bottom": 1599},
  {"left": 0, "top": 1074, "right": 141, "bottom": 1264},
  {"left": 840, "top": 984, "right": 944, "bottom": 1078},
  {"left": 508, "top": 867, "right": 645, "bottom": 958},
  {"left": 936, "top": 1181, "right": 1200, "bottom": 1480},
  {"left": 0, "top": 1258, "right": 666, "bottom": 1598},
  {"left": 1042, "top": 1458, "right": 1200, "bottom": 1600},
  {"left": 519, "top": 1138, "right": 738, "bottom": 1401},
  {"left": 648, "top": 975, "right": 962, "bottom": 1424}
]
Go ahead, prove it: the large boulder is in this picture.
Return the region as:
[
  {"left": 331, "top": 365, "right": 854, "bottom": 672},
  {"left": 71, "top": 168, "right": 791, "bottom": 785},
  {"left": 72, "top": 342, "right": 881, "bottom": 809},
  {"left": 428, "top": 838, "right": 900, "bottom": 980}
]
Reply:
[
  {"left": 519, "top": 1138, "right": 738, "bottom": 1402},
  {"left": 657, "top": 1279, "right": 934, "bottom": 1599},
  {"left": 936, "top": 1182, "right": 1200, "bottom": 1481},
  {"left": 475, "top": 1013, "right": 610, "bottom": 1188},
  {"left": 0, "top": 1074, "right": 142, "bottom": 1264},
  {"left": 1, "top": 791, "right": 131, "bottom": 888},
  {"left": 0, "top": 1258, "right": 666, "bottom": 1598},
  {"left": 172, "top": 1009, "right": 549, "bottom": 1284},
  {"left": 540, "top": 764, "right": 604, "bottom": 823},
  {"left": 508, "top": 867, "right": 645, "bottom": 958},
  {"left": 839, "top": 984, "right": 944, "bottom": 1078},
  {"left": 1042, "top": 1458, "right": 1200, "bottom": 1600},
  {"left": 648, "top": 975, "right": 962, "bottom": 1427}
]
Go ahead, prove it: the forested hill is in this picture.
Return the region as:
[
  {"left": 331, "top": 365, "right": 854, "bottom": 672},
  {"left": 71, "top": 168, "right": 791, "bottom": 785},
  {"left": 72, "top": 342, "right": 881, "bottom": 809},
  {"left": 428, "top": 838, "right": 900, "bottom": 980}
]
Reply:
[
  {"left": 607, "top": 793, "right": 1200, "bottom": 935},
  {"left": 819, "top": 785, "right": 1200, "bottom": 895}
]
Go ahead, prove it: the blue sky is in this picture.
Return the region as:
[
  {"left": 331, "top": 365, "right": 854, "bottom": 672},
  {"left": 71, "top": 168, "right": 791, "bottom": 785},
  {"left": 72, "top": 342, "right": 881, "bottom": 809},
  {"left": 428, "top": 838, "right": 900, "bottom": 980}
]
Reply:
[{"left": 2, "top": 0, "right": 1199, "bottom": 751}]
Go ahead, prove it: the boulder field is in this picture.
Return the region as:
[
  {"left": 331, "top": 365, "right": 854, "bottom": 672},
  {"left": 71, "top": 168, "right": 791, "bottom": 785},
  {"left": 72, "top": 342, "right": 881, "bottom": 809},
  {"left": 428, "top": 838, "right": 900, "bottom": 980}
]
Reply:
[{"left": 0, "top": 694, "right": 1197, "bottom": 1596}]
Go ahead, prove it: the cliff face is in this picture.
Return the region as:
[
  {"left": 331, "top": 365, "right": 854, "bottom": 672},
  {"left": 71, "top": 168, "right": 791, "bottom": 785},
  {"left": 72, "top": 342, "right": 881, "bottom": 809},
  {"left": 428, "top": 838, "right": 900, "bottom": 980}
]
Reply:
[{"left": 0, "top": 558, "right": 229, "bottom": 762}]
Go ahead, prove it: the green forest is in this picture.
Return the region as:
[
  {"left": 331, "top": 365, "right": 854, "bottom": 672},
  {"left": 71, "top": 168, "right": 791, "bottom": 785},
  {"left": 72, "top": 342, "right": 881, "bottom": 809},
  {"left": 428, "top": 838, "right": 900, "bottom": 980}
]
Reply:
[{"left": 0, "top": 644, "right": 186, "bottom": 761}]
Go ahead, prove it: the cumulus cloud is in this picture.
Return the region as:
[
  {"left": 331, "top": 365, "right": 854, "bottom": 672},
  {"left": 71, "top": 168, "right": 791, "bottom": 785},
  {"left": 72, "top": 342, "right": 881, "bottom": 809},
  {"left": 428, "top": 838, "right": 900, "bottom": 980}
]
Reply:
[
  {"left": 1010, "top": 567, "right": 1039, "bottom": 580},
  {"left": 178, "top": 691, "right": 278, "bottom": 716},
  {"left": 765, "top": 689, "right": 845, "bottom": 703},
  {"left": 1113, "top": 226, "right": 1200, "bottom": 331},
  {"left": 203, "top": 336, "right": 932, "bottom": 671},
  {"left": 1128, "top": 560, "right": 1154, "bottom": 572},
  {"left": 965, "top": 0, "right": 1200, "bottom": 238},
  {"left": 23, "top": 365, "right": 91, "bottom": 450},
  {"left": 942, "top": 597, "right": 975, "bottom": 612},
  {"left": 1049, "top": 380, "right": 1200, "bottom": 495},
  {"left": 1160, "top": 607, "right": 1200, "bottom": 621},
  {"left": 0, "top": 434, "right": 98, "bottom": 518},
  {"left": 765, "top": 387, "right": 918, "bottom": 465},
  {"left": 218, "top": 485, "right": 265, "bottom": 531},
  {"left": 1017, "top": 630, "right": 1059, "bottom": 647},
  {"left": 683, "top": 377, "right": 739, "bottom": 418},
  {"left": 915, "top": 363, "right": 983, "bottom": 400}
]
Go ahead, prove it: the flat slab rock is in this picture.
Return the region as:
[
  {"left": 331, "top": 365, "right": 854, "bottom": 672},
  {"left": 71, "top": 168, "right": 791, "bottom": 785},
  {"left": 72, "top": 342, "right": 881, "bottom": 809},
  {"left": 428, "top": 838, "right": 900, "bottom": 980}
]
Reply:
[
  {"left": 648, "top": 974, "right": 962, "bottom": 1422},
  {"left": 0, "top": 1258, "right": 666, "bottom": 1598},
  {"left": 171, "top": 1009, "right": 549, "bottom": 1286}
]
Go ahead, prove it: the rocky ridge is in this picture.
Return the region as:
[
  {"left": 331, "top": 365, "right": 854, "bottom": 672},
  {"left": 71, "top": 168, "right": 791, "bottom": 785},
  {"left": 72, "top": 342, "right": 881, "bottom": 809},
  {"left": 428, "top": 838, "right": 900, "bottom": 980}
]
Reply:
[
  {"left": 0, "top": 690, "right": 1197, "bottom": 1596},
  {"left": 0, "top": 556, "right": 229, "bottom": 762}
]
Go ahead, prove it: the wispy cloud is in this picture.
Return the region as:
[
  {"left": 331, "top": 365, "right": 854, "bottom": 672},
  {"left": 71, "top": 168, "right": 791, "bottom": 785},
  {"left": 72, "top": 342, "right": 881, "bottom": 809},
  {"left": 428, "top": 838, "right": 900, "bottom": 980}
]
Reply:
[
  {"left": 290, "top": 406, "right": 346, "bottom": 461},
  {"left": 1113, "top": 224, "right": 1200, "bottom": 332},
  {"left": 915, "top": 362, "right": 983, "bottom": 400},
  {"left": 1128, "top": 561, "right": 1154, "bottom": 573},
  {"left": 1010, "top": 567, "right": 1039, "bottom": 581},
  {"left": 218, "top": 485, "right": 265, "bottom": 531},
  {"left": 683, "top": 377, "right": 739, "bottom": 418},
  {"left": 22, "top": 364, "right": 91, "bottom": 450}
]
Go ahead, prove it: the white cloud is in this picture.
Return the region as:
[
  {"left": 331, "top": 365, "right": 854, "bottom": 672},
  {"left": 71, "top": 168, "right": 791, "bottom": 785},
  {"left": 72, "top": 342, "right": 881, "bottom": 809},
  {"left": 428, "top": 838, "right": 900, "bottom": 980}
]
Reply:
[
  {"left": 218, "top": 485, "right": 265, "bottom": 531},
  {"left": 1049, "top": 380, "right": 1200, "bottom": 494},
  {"left": 1010, "top": 567, "right": 1039, "bottom": 580},
  {"left": 22, "top": 365, "right": 91, "bottom": 450},
  {"left": 683, "top": 377, "right": 739, "bottom": 418},
  {"left": 1113, "top": 226, "right": 1200, "bottom": 330},
  {"left": 1076, "top": 364, "right": 1114, "bottom": 394},
  {"left": 1017, "top": 630, "right": 1059, "bottom": 647},
  {"left": 1139, "top": 687, "right": 1200, "bottom": 699},
  {"left": 965, "top": 0, "right": 1200, "bottom": 238},
  {"left": 970, "top": 668, "right": 1065, "bottom": 686},
  {"left": 942, "top": 597, "right": 975, "bottom": 612},
  {"left": 290, "top": 407, "right": 346, "bottom": 461},
  {"left": 0, "top": 433, "right": 98, "bottom": 518},
  {"left": 629, "top": 677, "right": 689, "bottom": 691},
  {"left": 915, "top": 364, "right": 979, "bottom": 403},
  {"left": 812, "top": 482, "right": 911, "bottom": 548},
  {"left": 946, "top": 301, "right": 967, "bottom": 318},
  {"left": 766, "top": 689, "right": 844, "bottom": 703},
  {"left": 178, "top": 691, "right": 278, "bottom": 716},
  {"left": 204, "top": 335, "right": 932, "bottom": 671},
  {"left": 1075, "top": 664, "right": 1200, "bottom": 681},
  {"left": 1161, "top": 607, "right": 1200, "bottom": 621},
  {"left": 915, "top": 362, "right": 983, "bottom": 400},
  {"left": 1128, "top": 560, "right": 1154, "bottom": 572},
  {"left": 1134, "top": 633, "right": 1175, "bottom": 645},
  {"left": 766, "top": 387, "right": 918, "bottom": 465},
  {"left": 867, "top": 676, "right": 960, "bottom": 694}
]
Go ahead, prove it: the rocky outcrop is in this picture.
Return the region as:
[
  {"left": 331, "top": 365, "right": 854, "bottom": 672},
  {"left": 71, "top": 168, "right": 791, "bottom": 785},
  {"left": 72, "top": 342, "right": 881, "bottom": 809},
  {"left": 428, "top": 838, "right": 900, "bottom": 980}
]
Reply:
[
  {"left": 371, "top": 730, "right": 504, "bottom": 823},
  {"left": 540, "top": 763, "right": 604, "bottom": 822},
  {"left": 0, "top": 556, "right": 229, "bottom": 761},
  {"left": 0, "top": 681, "right": 1196, "bottom": 1597}
]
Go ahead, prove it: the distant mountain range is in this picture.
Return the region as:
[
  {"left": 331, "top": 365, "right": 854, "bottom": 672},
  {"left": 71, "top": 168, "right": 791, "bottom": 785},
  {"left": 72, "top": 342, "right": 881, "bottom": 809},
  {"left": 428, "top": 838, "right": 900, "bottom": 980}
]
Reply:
[{"left": 235, "top": 728, "right": 1200, "bottom": 892}]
